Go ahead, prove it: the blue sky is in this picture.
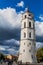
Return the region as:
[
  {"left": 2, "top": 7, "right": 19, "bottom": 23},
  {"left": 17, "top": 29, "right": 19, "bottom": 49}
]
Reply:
[
  {"left": 0, "top": 0, "right": 43, "bottom": 55},
  {"left": 0, "top": 0, "right": 43, "bottom": 15}
]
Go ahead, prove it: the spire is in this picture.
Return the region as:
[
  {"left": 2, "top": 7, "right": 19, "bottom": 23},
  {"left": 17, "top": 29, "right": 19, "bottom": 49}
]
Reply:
[{"left": 25, "top": 7, "right": 30, "bottom": 12}]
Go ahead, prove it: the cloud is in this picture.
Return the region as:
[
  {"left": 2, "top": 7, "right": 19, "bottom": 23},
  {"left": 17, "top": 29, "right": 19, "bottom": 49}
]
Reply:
[
  {"left": 0, "top": 7, "right": 43, "bottom": 40},
  {"left": 7, "top": 48, "right": 18, "bottom": 55},
  {"left": 36, "top": 35, "right": 43, "bottom": 43},
  {"left": 36, "top": 42, "right": 43, "bottom": 49},
  {"left": 0, "top": 7, "right": 21, "bottom": 40},
  {"left": 0, "top": 39, "right": 19, "bottom": 55},
  {"left": 39, "top": 15, "right": 43, "bottom": 20},
  {"left": 4, "top": 39, "right": 19, "bottom": 46},
  {"left": 16, "top": 1, "right": 24, "bottom": 7},
  {"left": 0, "top": 28, "right": 20, "bottom": 40},
  {"left": 1, "top": 7, "right": 43, "bottom": 40},
  {"left": 0, "top": 39, "right": 20, "bottom": 48},
  {"left": 35, "top": 21, "right": 43, "bottom": 43},
  {"left": 0, "top": 46, "right": 5, "bottom": 51},
  {"left": 35, "top": 21, "right": 43, "bottom": 36},
  {"left": 0, "top": 7, "right": 22, "bottom": 29}
]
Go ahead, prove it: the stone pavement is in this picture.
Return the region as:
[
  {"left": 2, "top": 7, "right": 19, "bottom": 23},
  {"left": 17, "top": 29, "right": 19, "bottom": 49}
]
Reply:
[
  {"left": 0, "top": 62, "right": 43, "bottom": 65},
  {"left": 18, "top": 63, "right": 43, "bottom": 65},
  {"left": 0, "top": 62, "right": 17, "bottom": 65}
]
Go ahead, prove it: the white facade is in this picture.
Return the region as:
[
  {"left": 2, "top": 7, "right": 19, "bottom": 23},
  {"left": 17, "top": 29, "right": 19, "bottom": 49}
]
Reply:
[{"left": 18, "top": 9, "right": 37, "bottom": 64}]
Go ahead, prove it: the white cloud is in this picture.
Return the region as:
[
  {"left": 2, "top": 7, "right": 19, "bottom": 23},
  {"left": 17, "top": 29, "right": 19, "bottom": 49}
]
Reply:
[
  {"left": 5, "top": 39, "right": 20, "bottom": 45},
  {"left": 8, "top": 48, "right": 14, "bottom": 51},
  {"left": 0, "top": 7, "right": 22, "bottom": 29},
  {"left": 0, "top": 39, "right": 19, "bottom": 54},
  {"left": 16, "top": 1, "right": 24, "bottom": 7},
  {"left": 7, "top": 48, "right": 18, "bottom": 54},
  {"left": 8, "top": 49, "right": 18, "bottom": 55},
  {"left": 0, "top": 46, "right": 5, "bottom": 51},
  {"left": 0, "top": 7, "right": 43, "bottom": 37},
  {"left": 36, "top": 42, "right": 43, "bottom": 49},
  {"left": 39, "top": 15, "right": 43, "bottom": 20},
  {"left": 35, "top": 21, "right": 43, "bottom": 36}
]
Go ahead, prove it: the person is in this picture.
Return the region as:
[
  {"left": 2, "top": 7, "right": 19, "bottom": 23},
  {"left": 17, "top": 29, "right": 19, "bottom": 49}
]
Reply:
[
  {"left": 8, "top": 62, "right": 10, "bottom": 65},
  {"left": 8, "top": 59, "right": 13, "bottom": 65},
  {"left": 11, "top": 60, "right": 13, "bottom": 65}
]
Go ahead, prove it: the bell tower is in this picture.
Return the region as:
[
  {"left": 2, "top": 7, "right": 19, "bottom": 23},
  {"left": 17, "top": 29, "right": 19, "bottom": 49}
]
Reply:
[{"left": 18, "top": 8, "right": 37, "bottom": 64}]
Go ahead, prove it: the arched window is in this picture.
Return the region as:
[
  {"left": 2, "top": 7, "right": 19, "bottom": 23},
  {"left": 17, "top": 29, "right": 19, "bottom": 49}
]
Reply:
[
  {"left": 29, "top": 32, "right": 31, "bottom": 38},
  {"left": 24, "top": 32, "right": 26, "bottom": 38},
  {"left": 27, "top": 44, "right": 29, "bottom": 47},
  {"left": 24, "top": 22, "right": 26, "bottom": 28},
  {"left": 24, "top": 43, "right": 25, "bottom": 45},
  {"left": 29, "top": 14, "right": 31, "bottom": 16},
  {"left": 29, "top": 43, "right": 31, "bottom": 45},
  {"left": 31, "top": 55, "right": 33, "bottom": 59},
  {"left": 29, "top": 22, "right": 31, "bottom": 28},
  {"left": 23, "top": 49, "right": 25, "bottom": 52},
  {"left": 25, "top": 15, "right": 26, "bottom": 18},
  {"left": 29, "top": 49, "right": 31, "bottom": 52}
]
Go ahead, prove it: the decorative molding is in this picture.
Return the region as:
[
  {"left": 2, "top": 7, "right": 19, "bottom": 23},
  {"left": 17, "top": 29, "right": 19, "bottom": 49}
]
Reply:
[
  {"left": 21, "top": 27, "right": 34, "bottom": 30},
  {"left": 22, "top": 17, "right": 33, "bottom": 21},
  {"left": 20, "top": 38, "right": 35, "bottom": 41}
]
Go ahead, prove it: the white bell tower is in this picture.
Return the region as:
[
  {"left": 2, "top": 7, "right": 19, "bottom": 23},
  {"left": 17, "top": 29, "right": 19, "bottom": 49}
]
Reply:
[{"left": 18, "top": 8, "right": 37, "bottom": 64}]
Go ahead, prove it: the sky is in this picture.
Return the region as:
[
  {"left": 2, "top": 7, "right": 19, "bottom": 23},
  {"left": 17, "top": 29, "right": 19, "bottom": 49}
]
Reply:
[{"left": 0, "top": 0, "right": 43, "bottom": 55}]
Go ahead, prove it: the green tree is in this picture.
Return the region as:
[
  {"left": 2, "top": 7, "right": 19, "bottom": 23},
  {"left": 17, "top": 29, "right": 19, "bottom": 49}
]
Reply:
[
  {"left": 0, "top": 53, "right": 5, "bottom": 61},
  {"left": 36, "top": 47, "right": 43, "bottom": 63}
]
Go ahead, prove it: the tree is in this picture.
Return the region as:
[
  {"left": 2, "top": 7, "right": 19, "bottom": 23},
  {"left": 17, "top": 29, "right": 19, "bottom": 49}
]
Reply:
[
  {"left": 0, "top": 53, "right": 5, "bottom": 61},
  {"left": 36, "top": 47, "right": 43, "bottom": 63}
]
